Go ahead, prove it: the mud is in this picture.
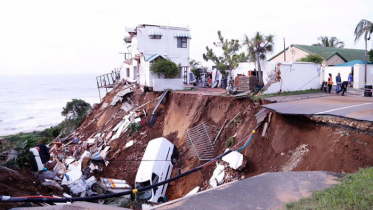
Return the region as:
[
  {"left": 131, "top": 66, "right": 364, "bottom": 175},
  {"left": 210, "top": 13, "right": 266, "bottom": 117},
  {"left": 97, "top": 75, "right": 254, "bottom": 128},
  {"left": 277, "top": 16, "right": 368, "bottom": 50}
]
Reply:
[
  {"left": 0, "top": 167, "right": 61, "bottom": 210},
  {"left": 72, "top": 84, "right": 373, "bottom": 202},
  {"left": 3, "top": 82, "right": 373, "bottom": 208}
]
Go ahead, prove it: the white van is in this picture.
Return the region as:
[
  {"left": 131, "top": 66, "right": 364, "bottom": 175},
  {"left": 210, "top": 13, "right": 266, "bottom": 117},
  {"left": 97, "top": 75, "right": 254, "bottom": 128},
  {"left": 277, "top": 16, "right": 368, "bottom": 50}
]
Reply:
[{"left": 135, "top": 137, "right": 177, "bottom": 203}]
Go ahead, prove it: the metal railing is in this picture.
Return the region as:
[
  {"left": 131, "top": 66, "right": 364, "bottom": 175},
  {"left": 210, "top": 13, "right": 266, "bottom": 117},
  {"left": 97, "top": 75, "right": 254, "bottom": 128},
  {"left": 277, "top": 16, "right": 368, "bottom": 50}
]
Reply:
[
  {"left": 184, "top": 122, "right": 215, "bottom": 161},
  {"left": 96, "top": 70, "right": 121, "bottom": 101}
]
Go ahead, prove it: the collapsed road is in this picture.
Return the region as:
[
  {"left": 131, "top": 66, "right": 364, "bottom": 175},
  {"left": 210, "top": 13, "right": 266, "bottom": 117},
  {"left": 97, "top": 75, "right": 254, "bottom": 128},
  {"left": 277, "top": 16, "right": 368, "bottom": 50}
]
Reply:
[{"left": 1, "top": 81, "right": 373, "bottom": 210}]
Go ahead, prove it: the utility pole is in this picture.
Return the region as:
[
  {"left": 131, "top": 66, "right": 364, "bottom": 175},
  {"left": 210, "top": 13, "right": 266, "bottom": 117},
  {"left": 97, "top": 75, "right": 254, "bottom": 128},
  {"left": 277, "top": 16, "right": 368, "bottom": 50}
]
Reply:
[{"left": 284, "top": 37, "right": 286, "bottom": 61}]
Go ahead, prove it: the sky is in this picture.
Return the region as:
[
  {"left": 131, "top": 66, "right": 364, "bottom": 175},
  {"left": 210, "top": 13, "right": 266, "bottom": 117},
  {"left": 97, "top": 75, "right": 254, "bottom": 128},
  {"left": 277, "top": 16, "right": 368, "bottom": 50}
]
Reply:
[{"left": 0, "top": 0, "right": 372, "bottom": 75}]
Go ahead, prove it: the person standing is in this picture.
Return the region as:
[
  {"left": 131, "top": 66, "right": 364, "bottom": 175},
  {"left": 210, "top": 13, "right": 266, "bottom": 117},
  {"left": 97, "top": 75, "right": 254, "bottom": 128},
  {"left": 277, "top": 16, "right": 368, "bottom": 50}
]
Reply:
[
  {"left": 336, "top": 73, "right": 341, "bottom": 93},
  {"left": 348, "top": 73, "right": 353, "bottom": 87},
  {"left": 328, "top": 73, "right": 333, "bottom": 93}
]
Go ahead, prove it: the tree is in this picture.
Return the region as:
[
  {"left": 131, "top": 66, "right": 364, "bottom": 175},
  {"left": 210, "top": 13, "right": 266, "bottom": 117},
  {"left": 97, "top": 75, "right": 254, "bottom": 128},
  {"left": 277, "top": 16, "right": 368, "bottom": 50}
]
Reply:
[
  {"left": 190, "top": 59, "right": 201, "bottom": 80},
  {"left": 354, "top": 19, "right": 373, "bottom": 85},
  {"left": 150, "top": 58, "right": 179, "bottom": 78},
  {"left": 312, "top": 36, "right": 345, "bottom": 48},
  {"left": 203, "top": 31, "right": 241, "bottom": 83},
  {"left": 62, "top": 99, "right": 91, "bottom": 132},
  {"left": 297, "top": 54, "right": 325, "bottom": 64},
  {"left": 243, "top": 32, "right": 274, "bottom": 86}
]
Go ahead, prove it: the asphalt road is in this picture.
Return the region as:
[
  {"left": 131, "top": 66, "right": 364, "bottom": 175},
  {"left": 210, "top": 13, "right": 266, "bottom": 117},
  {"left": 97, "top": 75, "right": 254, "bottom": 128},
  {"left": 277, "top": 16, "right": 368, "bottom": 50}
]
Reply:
[
  {"left": 262, "top": 96, "right": 373, "bottom": 122},
  {"left": 153, "top": 171, "right": 343, "bottom": 210}
]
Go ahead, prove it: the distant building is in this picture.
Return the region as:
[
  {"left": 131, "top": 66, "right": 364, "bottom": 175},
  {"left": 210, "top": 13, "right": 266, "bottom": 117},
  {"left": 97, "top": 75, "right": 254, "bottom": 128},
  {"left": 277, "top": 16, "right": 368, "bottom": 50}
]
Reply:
[
  {"left": 268, "top": 44, "right": 365, "bottom": 66},
  {"left": 121, "top": 24, "right": 191, "bottom": 91}
]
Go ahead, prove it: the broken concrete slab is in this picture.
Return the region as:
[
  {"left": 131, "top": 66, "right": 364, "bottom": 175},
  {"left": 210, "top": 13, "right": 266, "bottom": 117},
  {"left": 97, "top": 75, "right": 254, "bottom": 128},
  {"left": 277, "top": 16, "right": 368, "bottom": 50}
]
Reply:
[
  {"left": 125, "top": 140, "right": 134, "bottom": 148},
  {"left": 61, "top": 169, "right": 82, "bottom": 185},
  {"left": 262, "top": 122, "right": 269, "bottom": 137},
  {"left": 209, "top": 164, "right": 225, "bottom": 188},
  {"left": 222, "top": 151, "right": 244, "bottom": 170},
  {"left": 121, "top": 99, "right": 134, "bottom": 112},
  {"left": 184, "top": 186, "right": 200, "bottom": 197},
  {"left": 110, "top": 88, "right": 133, "bottom": 106}
]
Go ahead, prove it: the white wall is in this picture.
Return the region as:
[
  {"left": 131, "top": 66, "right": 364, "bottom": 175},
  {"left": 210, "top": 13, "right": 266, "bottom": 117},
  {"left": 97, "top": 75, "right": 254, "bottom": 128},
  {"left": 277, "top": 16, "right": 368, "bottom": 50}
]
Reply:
[
  {"left": 232, "top": 62, "right": 256, "bottom": 79},
  {"left": 262, "top": 62, "right": 321, "bottom": 94},
  {"left": 123, "top": 25, "right": 190, "bottom": 89},
  {"left": 323, "top": 66, "right": 352, "bottom": 84},
  {"left": 153, "top": 79, "right": 184, "bottom": 91},
  {"left": 136, "top": 26, "right": 190, "bottom": 66},
  {"left": 353, "top": 64, "right": 373, "bottom": 88}
]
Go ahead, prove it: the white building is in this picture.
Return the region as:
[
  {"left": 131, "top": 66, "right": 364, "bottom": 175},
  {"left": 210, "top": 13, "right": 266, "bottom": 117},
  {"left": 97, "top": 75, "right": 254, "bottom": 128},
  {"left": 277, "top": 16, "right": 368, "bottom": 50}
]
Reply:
[{"left": 121, "top": 24, "right": 191, "bottom": 91}]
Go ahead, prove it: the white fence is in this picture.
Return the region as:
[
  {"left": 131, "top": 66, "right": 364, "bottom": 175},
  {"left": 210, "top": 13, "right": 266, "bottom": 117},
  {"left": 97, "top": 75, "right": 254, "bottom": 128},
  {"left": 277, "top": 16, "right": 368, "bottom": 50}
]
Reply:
[{"left": 262, "top": 62, "right": 321, "bottom": 94}]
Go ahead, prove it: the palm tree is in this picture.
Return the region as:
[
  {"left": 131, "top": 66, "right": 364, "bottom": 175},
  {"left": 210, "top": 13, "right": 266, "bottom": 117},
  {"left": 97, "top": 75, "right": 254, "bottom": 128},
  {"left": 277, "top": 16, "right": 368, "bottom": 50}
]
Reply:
[
  {"left": 242, "top": 32, "right": 274, "bottom": 85},
  {"left": 312, "top": 36, "right": 345, "bottom": 48},
  {"left": 354, "top": 19, "right": 373, "bottom": 85}
]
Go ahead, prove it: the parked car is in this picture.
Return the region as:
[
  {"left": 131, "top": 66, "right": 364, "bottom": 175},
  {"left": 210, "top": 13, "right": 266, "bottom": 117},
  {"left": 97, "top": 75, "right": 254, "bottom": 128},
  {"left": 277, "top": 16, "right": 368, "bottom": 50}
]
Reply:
[{"left": 135, "top": 137, "right": 178, "bottom": 203}]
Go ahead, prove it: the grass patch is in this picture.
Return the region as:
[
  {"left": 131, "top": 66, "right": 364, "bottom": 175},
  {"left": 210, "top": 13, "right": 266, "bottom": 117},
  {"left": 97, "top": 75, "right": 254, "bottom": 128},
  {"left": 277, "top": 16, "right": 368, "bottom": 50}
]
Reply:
[
  {"left": 286, "top": 167, "right": 373, "bottom": 210},
  {"left": 261, "top": 89, "right": 322, "bottom": 98}
]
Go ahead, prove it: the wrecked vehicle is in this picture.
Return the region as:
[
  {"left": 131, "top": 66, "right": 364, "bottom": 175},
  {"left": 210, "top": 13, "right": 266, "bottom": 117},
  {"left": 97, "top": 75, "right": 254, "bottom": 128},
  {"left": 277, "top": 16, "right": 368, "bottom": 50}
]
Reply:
[{"left": 135, "top": 137, "right": 177, "bottom": 203}]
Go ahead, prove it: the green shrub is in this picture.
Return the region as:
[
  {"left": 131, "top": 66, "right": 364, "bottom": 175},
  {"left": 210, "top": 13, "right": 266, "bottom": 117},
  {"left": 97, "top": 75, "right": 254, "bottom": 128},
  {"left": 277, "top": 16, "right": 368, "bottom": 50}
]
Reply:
[{"left": 150, "top": 59, "right": 179, "bottom": 78}]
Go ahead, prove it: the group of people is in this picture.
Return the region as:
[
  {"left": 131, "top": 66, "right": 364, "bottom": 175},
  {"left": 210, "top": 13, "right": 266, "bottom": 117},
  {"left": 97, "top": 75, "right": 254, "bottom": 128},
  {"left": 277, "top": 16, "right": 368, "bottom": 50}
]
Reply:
[{"left": 327, "top": 72, "right": 353, "bottom": 96}]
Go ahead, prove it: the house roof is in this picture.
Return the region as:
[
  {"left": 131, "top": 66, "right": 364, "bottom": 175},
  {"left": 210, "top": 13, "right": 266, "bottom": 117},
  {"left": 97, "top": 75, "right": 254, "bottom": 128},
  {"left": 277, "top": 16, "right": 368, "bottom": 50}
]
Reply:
[
  {"left": 268, "top": 44, "right": 365, "bottom": 62},
  {"left": 334, "top": 60, "right": 373, "bottom": 67}
]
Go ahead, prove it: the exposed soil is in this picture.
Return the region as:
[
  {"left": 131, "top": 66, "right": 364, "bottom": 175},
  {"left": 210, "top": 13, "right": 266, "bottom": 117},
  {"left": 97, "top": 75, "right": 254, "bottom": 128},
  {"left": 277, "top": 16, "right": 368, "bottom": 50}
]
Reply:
[
  {"left": 3, "top": 82, "right": 373, "bottom": 209},
  {"left": 70, "top": 84, "right": 373, "bottom": 203},
  {"left": 0, "top": 167, "right": 62, "bottom": 210}
]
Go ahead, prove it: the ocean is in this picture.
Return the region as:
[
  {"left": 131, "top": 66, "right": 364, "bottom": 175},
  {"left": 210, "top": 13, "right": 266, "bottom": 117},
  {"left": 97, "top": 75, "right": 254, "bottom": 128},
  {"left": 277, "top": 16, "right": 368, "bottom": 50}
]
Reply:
[{"left": 0, "top": 74, "right": 104, "bottom": 136}]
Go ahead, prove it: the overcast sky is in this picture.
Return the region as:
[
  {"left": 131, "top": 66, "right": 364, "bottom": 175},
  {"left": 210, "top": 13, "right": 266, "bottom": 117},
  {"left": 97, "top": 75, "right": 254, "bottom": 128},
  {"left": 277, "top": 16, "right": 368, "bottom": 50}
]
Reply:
[{"left": 0, "top": 0, "right": 372, "bottom": 75}]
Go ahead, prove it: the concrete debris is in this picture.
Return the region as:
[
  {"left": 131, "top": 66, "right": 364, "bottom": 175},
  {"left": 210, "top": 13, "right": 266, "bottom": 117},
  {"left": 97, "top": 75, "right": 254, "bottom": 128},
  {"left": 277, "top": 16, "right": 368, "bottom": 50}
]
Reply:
[
  {"left": 209, "top": 163, "right": 225, "bottom": 188},
  {"left": 100, "top": 146, "right": 111, "bottom": 159},
  {"left": 61, "top": 168, "right": 83, "bottom": 185},
  {"left": 87, "top": 138, "right": 96, "bottom": 145},
  {"left": 125, "top": 140, "right": 134, "bottom": 148},
  {"left": 112, "top": 120, "right": 126, "bottom": 132},
  {"left": 262, "top": 122, "right": 269, "bottom": 137},
  {"left": 65, "top": 156, "right": 75, "bottom": 165},
  {"left": 5, "top": 148, "right": 19, "bottom": 162},
  {"left": 121, "top": 99, "right": 134, "bottom": 112},
  {"left": 185, "top": 186, "right": 200, "bottom": 197},
  {"left": 222, "top": 151, "right": 244, "bottom": 170},
  {"left": 255, "top": 108, "right": 267, "bottom": 126},
  {"left": 282, "top": 144, "right": 309, "bottom": 172},
  {"left": 111, "top": 113, "right": 133, "bottom": 140},
  {"left": 101, "top": 103, "right": 108, "bottom": 111},
  {"left": 110, "top": 87, "right": 133, "bottom": 106}
]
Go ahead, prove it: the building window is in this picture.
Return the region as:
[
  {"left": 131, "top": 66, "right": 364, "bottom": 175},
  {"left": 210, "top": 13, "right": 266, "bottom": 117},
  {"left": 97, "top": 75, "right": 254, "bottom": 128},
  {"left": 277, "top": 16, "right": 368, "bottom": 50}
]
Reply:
[
  {"left": 149, "top": 35, "right": 162, "bottom": 39},
  {"left": 126, "top": 68, "right": 130, "bottom": 78},
  {"left": 177, "top": 37, "right": 187, "bottom": 48}
]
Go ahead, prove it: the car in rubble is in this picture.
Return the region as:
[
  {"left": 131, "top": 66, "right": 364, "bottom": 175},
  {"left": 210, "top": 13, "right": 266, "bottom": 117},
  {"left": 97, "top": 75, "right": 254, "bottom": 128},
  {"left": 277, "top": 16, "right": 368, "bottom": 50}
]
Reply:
[{"left": 135, "top": 137, "right": 178, "bottom": 203}]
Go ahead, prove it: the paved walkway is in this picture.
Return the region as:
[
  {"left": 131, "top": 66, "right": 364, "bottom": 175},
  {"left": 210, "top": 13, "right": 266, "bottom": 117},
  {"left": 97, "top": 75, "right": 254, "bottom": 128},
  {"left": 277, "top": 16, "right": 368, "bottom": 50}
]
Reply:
[{"left": 152, "top": 171, "right": 343, "bottom": 210}]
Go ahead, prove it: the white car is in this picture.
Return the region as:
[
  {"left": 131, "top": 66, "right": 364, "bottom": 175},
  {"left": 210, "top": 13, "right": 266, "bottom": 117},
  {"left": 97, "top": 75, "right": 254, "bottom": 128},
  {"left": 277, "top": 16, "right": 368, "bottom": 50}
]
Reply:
[{"left": 135, "top": 137, "right": 177, "bottom": 203}]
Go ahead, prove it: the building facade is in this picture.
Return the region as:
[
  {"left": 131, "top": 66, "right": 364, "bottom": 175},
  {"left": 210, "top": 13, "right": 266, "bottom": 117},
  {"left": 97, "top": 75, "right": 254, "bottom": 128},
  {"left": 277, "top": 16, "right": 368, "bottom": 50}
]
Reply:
[
  {"left": 269, "top": 44, "right": 365, "bottom": 66},
  {"left": 121, "top": 24, "right": 191, "bottom": 91}
]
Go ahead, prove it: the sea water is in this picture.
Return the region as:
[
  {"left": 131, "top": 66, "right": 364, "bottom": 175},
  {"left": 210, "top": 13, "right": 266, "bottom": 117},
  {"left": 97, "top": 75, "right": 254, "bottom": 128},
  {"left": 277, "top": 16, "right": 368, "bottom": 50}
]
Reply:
[{"left": 0, "top": 74, "right": 104, "bottom": 136}]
